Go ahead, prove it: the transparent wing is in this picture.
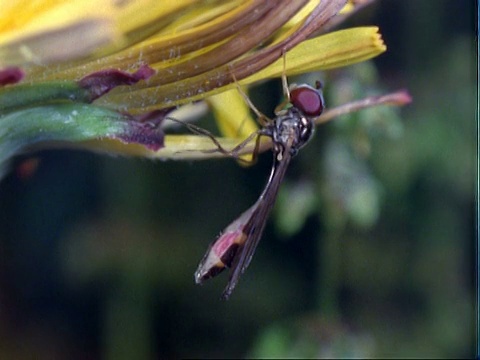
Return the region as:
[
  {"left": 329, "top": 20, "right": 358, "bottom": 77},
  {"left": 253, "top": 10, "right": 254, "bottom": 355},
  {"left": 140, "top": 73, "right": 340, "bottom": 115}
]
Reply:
[{"left": 221, "top": 147, "right": 293, "bottom": 299}]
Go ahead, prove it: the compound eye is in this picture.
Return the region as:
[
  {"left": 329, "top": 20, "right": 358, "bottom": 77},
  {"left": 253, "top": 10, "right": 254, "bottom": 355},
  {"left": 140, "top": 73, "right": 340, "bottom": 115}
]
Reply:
[{"left": 290, "top": 84, "right": 325, "bottom": 117}]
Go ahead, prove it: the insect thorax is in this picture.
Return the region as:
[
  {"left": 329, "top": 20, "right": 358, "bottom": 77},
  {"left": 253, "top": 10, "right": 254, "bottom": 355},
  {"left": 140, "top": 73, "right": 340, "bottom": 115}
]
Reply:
[{"left": 271, "top": 107, "right": 315, "bottom": 156}]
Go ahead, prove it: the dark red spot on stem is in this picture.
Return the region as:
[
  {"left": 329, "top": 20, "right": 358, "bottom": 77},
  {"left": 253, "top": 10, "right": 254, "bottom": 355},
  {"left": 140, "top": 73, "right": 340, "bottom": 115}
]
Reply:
[
  {"left": 117, "top": 109, "right": 172, "bottom": 151},
  {"left": 79, "top": 64, "right": 156, "bottom": 101},
  {"left": 0, "top": 67, "right": 24, "bottom": 86}
]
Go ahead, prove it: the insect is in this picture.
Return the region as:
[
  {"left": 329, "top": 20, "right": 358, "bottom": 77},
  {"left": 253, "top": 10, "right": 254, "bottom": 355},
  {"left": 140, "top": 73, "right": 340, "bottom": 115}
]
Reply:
[{"left": 194, "top": 71, "right": 325, "bottom": 300}]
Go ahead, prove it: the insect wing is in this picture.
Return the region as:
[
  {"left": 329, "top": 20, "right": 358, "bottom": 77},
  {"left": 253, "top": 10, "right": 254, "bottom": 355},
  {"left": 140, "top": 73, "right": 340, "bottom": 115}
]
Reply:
[
  {"left": 194, "top": 202, "right": 257, "bottom": 284},
  {"left": 222, "top": 148, "right": 293, "bottom": 299}
]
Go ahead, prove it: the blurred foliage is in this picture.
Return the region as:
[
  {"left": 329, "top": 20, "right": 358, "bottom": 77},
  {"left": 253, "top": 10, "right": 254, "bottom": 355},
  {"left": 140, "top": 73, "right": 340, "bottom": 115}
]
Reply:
[{"left": 0, "top": 0, "right": 475, "bottom": 359}]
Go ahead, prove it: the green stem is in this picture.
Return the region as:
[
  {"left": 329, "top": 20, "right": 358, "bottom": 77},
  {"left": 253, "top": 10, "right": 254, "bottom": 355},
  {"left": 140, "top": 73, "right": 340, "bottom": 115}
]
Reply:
[{"left": 0, "top": 103, "right": 164, "bottom": 179}]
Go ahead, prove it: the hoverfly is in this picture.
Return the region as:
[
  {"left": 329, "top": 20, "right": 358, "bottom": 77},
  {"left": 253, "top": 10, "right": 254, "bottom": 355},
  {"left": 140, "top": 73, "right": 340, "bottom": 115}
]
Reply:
[{"left": 195, "top": 72, "right": 325, "bottom": 299}]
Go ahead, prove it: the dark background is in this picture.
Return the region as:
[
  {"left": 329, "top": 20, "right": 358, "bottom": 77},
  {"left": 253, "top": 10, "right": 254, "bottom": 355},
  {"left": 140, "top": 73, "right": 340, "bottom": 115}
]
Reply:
[{"left": 0, "top": 1, "right": 475, "bottom": 358}]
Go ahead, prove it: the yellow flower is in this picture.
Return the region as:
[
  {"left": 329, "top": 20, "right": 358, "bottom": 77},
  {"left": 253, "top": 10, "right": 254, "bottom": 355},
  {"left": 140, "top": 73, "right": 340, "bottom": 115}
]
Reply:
[{"left": 0, "top": 0, "right": 408, "bottom": 175}]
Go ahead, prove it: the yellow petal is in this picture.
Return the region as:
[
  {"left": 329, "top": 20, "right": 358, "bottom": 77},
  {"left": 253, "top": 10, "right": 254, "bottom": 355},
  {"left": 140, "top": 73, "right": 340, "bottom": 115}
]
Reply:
[
  {"left": 338, "top": 0, "right": 355, "bottom": 14},
  {"left": 206, "top": 88, "right": 261, "bottom": 162},
  {"left": 78, "top": 135, "right": 260, "bottom": 160},
  {"left": 207, "top": 89, "right": 259, "bottom": 140},
  {"left": 96, "top": 26, "right": 385, "bottom": 111},
  {"left": 0, "top": 19, "right": 117, "bottom": 66},
  {"left": 23, "top": 0, "right": 268, "bottom": 78},
  {"left": 0, "top": 0, "right": 198, "bottom": 66},
  {"left": 242, "top": 26, "right": 386, "bottom": 85},
  {"left": 0, "top": 0, "right": 117, "bottom": 65}
]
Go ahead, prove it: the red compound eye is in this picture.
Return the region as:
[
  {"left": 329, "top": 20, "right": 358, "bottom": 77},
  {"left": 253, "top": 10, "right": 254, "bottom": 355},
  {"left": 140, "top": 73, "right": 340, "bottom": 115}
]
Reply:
[{"left": 290, "top": 84, "right": 325, "bottom": 117}]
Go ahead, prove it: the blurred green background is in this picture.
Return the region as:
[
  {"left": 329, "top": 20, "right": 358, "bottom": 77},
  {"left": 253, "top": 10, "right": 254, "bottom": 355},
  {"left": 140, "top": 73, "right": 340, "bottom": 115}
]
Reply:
[{"left": 0, "top": 0, "right": 475, "bottom": 358}]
